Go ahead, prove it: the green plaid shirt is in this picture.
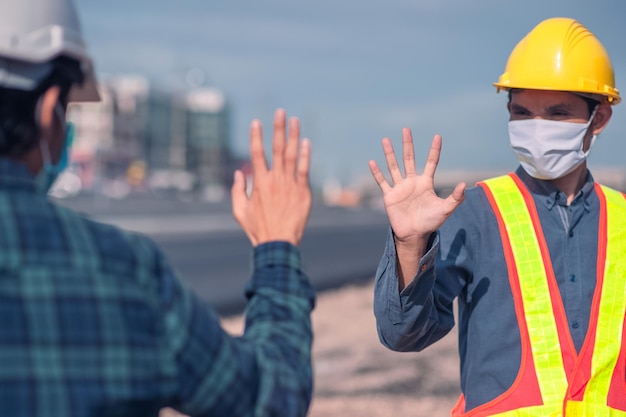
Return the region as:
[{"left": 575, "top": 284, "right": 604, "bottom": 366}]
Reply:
[{"left": 0, "top": 159, "right": 316, "bottom": 417}]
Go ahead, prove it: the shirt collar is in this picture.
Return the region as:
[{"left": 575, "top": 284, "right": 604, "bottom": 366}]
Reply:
[
  {"left": 0, "top": 158, "right": 37, "bottom": 192},
  {"left": 515, "top": 166, "right": 594, "bottom": 212}
]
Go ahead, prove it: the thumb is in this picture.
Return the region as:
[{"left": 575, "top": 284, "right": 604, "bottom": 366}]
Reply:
[
  {"left": 443, "top": 182, "right": 466, "bottom": 215},
  {"left": 231, "top": 170, "right": 248, "bottom": 220}
]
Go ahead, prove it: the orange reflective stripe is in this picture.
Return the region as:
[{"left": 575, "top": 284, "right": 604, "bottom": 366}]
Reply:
[{"left": 481, "top": 175, "right": 568, "bottom": 403}]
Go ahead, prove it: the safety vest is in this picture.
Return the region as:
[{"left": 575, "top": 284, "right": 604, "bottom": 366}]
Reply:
[{"left": 451, "top": 173, "right": 626, "bottom": 417}]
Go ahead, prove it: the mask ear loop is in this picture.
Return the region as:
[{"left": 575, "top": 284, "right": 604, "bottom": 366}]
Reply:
[
  {"left": 588, "top": 105, "right": 599, "bottom": 125},
  {"left": 36, "top": 96, "right": 68, "bottom": 168},
  {"left": 583, "top": 105, "right": 600, "bottom": 157}
]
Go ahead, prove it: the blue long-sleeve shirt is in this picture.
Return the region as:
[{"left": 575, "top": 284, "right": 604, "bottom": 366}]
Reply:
[
  {"left": 0, "top": 158, "right": 316, "bottom": 417},
  {"left": 374, "top": 166, "right": 599, "bottom": 412}
]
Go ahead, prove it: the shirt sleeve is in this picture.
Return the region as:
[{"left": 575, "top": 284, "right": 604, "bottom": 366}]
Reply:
[
  {"left": 158, "top": 241, "right": 315, "bottom": 417},
  {"left": 373, "top": 226, "right": 461, "bottom": 352}
]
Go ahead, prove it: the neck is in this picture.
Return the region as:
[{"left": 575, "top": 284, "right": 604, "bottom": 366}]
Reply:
[
  {"left": 16, "top": 146, "right": 44, "bottom": 176},
  {"left": 548, "top": 163, "right": 588, "bottom": 205}
]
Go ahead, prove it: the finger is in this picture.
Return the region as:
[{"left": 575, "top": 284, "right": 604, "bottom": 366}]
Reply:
[
  {"left": 382, "top": 137, "right": 404, "bottom": 184},
  {"left": 443, "top": 182, "right": 466, "bottom": 215},
  {"left": 422, "top": 134, "right": 442, "bottom": 179},
  {"left": 402, "top": 128, "right": 417, "bottom": 176},
  {"left": 285, "top": 116, "right": 300, "bottom": 177},
  {"left": 249, "top": 119, "right": 268, "bottom": 175},
  {"left": 297, "top": 138, "right": 311, "bottom": 184},
  {"left": 231, "top": 170, "right": 248, "bottom": 221},
  {"left": 368, "top": 160, "right": 391, "bottom": 194},
  {"left": 272, "top": 108, "right": 287, "bottom": 171}
]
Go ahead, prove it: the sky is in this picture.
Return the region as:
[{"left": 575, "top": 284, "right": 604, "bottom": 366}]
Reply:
[{"left": 75, "top": 0, "right": 626, "bottom": 187}]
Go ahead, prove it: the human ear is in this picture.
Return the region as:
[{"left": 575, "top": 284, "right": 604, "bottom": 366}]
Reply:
[
  {"left": 37, "top": 85, "right": 65, "bottom": 164},
  {"left": 591, "top": 104, "right": 612, "bottom": 135},
  {"left": 38, "top": 86, "right": 62, "bottom": 136}
]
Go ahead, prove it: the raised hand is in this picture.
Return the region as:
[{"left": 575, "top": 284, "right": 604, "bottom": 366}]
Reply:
[
  {"left": 369, "top": 129, "right": 465, "bottom": 289},
  {"left": 232, "top": 108, "right": 312, "bottom": 247}
]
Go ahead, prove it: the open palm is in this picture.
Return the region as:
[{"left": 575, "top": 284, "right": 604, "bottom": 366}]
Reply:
[{"left": 369, "top": 129, "right": 465, "bottom": 245}]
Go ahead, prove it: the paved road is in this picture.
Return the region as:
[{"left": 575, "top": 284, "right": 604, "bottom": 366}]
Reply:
[{"left": 56, "top": 194, "right": 390, "bottom": 314}]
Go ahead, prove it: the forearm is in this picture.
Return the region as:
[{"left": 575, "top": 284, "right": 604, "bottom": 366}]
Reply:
[
  {"left": 394, "top": 234, "right": 428, "bottom": 292},
  {"left": 160, "top": 241, "right": 314, "bottom": 417},
  {"left": 241, "top": 241, "right": 316, "bottom": 417},
  {"left": 374, "top": 229, "right": 452, "bottom": 352}
]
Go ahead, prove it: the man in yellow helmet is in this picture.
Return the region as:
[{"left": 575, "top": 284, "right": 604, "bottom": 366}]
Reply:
[{"left": 370, "top": 17, "right": 625, "bottom": 416}]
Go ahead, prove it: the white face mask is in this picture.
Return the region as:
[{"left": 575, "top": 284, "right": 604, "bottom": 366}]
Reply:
[{"left": 508, "top": 109, "right": 597, "bottom": 180}]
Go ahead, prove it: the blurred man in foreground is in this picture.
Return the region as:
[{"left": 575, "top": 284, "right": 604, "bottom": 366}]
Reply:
[
  {"left": 0, "top": 0, "right": 315, "bottom": 416},
  {"left": 369, "top": 17, "right": 625, "bottom": 416}
]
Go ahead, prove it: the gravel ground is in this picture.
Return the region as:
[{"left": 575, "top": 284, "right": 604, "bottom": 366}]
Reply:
[{"left": 162, "top": 279, "right": 461, "bottom": 417}]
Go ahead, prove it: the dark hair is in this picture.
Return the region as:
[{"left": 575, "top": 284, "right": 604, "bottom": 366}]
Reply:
[
  {"left": 579, "top": 95, "right": 602, "bottom": 116},
  {"left": 0, "top": 56, "right": 84, "bottom": 157},
  {"left": 507, "top": 89, "right": 600, "bottom": 117}
]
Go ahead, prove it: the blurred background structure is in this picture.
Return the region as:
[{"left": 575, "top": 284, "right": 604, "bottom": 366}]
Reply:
[
  {"left": 57, "top": 73, "right": 626, "bottom": 206},
  {"left": 59, "top": 0, "right": 626, "bottom": 207},
  {"left": 60, "top": 75, "right": 243, "bottom": 201},
  {"left": 75, "top": 0, "right": 626, "bottom": 197}
]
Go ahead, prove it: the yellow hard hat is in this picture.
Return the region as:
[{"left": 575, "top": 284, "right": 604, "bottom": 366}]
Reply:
[{"left": 494, "top": 17, "right": 620, "bottom": 105}]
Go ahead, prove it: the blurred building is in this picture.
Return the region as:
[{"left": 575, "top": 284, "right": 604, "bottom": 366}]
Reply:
[
  {"left": 66, "top": 74, "right": 149, "bottom": 197},
  {"left": 145, "top": 86, "right": 175, "bottom": 173},
  {"left": 66, "top": 74, "right": 237, "bottom": 200},
  {"left": 183, "top": 88, "right": 232, "bottom": 199},
  {"left": 106, "top": 76, "right": 150, "bottom": 179},
  {"left": 146, "top": 86, "right": 234, "bottom": 200},
  {"left": 65, "top": 83, "right": 115, "bottom": 190}
]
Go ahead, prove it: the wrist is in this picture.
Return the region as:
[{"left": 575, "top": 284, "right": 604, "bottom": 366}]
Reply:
[
  {"left": 254, "top": 233, "right": 301, "bottom": 247},
  {"left": 393, "top": 233, "right": 430, "bottom": 256}
]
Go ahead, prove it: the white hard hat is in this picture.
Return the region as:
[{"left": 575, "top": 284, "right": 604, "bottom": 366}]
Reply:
[{"left": 0, "top": 0, "right": 100, "bottom": 102}]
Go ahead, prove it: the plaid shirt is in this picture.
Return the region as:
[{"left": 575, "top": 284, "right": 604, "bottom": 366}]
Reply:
[{"left": 0, "top": 159, "right": 316, "bottom": 417}]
